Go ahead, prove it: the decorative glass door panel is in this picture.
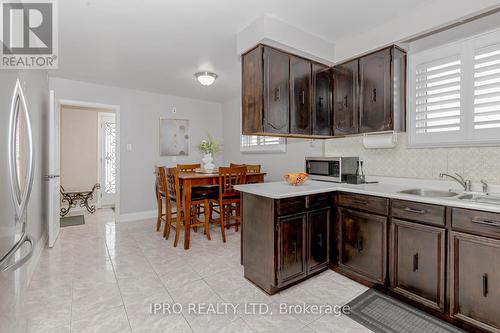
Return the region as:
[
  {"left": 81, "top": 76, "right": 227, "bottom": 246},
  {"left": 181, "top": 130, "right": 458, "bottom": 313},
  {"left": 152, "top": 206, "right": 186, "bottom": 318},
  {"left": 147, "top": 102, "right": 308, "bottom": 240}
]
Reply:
[{"left": 99, "top": 114, "right": 116, "bottom": 207}]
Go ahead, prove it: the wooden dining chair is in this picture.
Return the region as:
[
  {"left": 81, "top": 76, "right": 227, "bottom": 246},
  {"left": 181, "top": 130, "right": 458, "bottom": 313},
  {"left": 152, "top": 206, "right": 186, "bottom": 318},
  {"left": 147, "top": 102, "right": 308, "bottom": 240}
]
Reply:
[
  {"left": 209, "top": 166, "right": 247, "bottom": 242},
  {"left": 177, "top": 163, "right": 201, "bottom": 172},
  {"left": 161, "top": 167, "right": 211, "bottom": 247},
  {"left": 155, "top": 166, "right": 167, "bottom": 232},
  {"left": 230, "top": 163, "right": 262, "bottom": 182}
]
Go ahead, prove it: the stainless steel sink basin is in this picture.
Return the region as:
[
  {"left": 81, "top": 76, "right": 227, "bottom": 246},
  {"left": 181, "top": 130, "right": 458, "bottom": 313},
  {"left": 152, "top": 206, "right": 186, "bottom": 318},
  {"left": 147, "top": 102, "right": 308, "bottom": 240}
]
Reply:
[
  {"left": 398, "top": 189, "right": 459, "bottom": 197},
  {"left": 458, "top": 194, "right": 500, "bottom": 205}
]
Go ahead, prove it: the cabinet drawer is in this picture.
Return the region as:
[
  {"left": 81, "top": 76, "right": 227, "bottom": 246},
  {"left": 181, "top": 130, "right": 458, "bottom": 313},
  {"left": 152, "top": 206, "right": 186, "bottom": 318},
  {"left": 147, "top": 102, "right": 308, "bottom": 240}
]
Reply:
[
  {"left": 277, "top": 196, "right": 307, "bottom": 216},
  {"left": 307, "top": 193, "right": 331, "bottom": 210},
  {"left": 452, "top": 208, "right": 500, "bottom": 240},
  {"left": 392, "top": 200, "right": 445, "bottom": 226},
  {"left": 337, "top": 193, "right": 388, "bottom": 215}
]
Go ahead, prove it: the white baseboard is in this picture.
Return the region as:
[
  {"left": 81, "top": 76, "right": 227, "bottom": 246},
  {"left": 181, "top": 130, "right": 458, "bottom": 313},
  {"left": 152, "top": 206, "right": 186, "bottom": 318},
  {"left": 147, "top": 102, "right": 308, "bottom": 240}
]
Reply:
[{"left": 118, "top": 210, "right": 156, "bottom": 222}]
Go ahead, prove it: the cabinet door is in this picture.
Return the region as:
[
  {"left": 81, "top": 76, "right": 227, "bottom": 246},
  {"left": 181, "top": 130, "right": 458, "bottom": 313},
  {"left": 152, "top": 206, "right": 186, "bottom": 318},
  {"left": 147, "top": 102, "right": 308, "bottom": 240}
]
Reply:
[
  {"left": 312, "top": 65, "right": 332, "bottom": 136},
  {"left": 242, "top": 46, "right": 264, "bottom": 134},
  {"left": 390, "top": 219, "right": 445, "bottom": 312},
  {"left": 359, "top": 48, "right": 392, "bottom": 133},
  {"left": 263, "top": 47, "right": 290, "bottom": 134},
  {"left": 338, "top": 207, "right": 387, "bottom": 284},
  {"left": 278, "top": 213, "right": 307, "bottom": 286},
  {"left": 450, "top": 232, "right": 500, "bottom": 332},
  {"left": 290, "top": 56, "right": 312, "bottom": 135},
  {"left": 333, "top": 60, "right": 358, "bottom": 135},
  {"left": 308, "top": 208, "right": 330, "bottom": 273}
]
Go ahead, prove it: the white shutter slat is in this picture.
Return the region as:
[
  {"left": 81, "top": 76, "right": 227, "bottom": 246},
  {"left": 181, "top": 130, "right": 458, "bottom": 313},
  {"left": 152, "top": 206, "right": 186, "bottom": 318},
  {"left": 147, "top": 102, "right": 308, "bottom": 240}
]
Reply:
[
  {"left": 413, "top": 55, "right": 462, "bottom": 135},
  {"left": 474, "top": 44, "right": 500, "bottom": 132}
]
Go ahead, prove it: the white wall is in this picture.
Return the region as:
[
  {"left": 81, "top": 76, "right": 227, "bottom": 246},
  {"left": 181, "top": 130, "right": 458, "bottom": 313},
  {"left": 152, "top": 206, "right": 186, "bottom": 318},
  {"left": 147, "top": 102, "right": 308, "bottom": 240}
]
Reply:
[
  {"left": 50, "top": 78, "right": 223, "bottom": 217},
  {"left": 60, "top": 106, "right": 98, "bottom": 190},
  {"left": 221, "top": 97, "right": 323, "bottom": 181},
  {"left": 334, "top": 0, "right": 500, "bottom": 61}
]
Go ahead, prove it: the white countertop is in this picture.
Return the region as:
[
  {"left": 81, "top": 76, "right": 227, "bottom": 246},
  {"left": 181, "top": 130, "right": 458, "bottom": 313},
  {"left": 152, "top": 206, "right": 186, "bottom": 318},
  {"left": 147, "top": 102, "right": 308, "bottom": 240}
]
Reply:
[{"left": 235, "top": 179, "right": 500, "bottom": 213}]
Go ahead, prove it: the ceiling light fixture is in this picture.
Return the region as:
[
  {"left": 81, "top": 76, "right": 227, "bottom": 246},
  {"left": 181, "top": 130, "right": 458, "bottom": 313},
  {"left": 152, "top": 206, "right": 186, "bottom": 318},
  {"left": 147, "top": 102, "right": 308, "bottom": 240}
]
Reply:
[{"left": 194, "top": 71, "right": 218, "bottom": 86}]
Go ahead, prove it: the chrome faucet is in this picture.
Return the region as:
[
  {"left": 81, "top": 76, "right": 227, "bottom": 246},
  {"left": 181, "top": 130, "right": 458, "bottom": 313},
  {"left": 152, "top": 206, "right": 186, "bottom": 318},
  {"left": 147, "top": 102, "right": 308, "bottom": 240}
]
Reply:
[
  {"left": 480, "top": 180, "right": 488, "bottom": 194},
  {"left": 439, "top": 173, "right": 472, "bottom": 192}
]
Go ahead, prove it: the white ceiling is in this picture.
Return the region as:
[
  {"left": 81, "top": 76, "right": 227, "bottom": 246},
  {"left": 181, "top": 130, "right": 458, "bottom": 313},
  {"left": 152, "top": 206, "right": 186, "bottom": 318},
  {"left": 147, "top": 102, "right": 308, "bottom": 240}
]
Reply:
[{"left": 53, "top": 0, "right": 429, "bottom": 102}]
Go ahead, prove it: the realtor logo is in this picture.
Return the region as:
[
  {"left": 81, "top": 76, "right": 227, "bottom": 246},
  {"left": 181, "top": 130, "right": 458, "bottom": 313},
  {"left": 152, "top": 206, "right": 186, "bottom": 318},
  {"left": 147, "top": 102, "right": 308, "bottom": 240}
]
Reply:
[{"left": 1, "top": 0, "right": 58, "bottom": 69}]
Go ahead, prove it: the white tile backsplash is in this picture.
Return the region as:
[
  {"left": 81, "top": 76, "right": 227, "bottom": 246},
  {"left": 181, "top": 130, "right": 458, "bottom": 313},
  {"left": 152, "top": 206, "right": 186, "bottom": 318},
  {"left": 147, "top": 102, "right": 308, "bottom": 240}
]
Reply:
[{"left": 325, "top": 133, "right": 500, "bottom": 184}]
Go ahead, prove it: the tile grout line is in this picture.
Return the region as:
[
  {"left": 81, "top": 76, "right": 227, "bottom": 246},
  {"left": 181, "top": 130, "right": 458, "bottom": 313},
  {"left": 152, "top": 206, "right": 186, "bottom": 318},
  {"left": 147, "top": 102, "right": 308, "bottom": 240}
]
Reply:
[
  {"left": 104, "top": 221, "right": 134, "bottom": 333},
  {"left": 136, "top": 228, "right": 196, "bottom": 333}
]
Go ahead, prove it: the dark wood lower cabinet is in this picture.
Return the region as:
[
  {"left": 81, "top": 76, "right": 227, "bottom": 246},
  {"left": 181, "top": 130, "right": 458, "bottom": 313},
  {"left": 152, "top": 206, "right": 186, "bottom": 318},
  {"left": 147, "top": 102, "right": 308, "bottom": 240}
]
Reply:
[
  {"left": 337, "top": 207, "right": 387, "bottom": 284},
  {"left": 450, "top": 231, "right": 500, "bottom": 332},
  {"left": 242, "top": 193, "right": 331, "bottom": 294},
  {"left": 308, "top": 208, "right": 330, "bottom": 274},
  {"left": 278, "top": 213, "right": 307, "bottom": 286},
  {"left": 390, "top": 219, "right": 446, "bottom": 312}
]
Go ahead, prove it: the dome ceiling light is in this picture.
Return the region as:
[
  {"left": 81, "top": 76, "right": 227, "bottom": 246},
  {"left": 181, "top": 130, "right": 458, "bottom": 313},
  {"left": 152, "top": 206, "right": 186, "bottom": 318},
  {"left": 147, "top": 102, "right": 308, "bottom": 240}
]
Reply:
[{"left": 194, "top": 71, "right": 218, "bottom": 86}]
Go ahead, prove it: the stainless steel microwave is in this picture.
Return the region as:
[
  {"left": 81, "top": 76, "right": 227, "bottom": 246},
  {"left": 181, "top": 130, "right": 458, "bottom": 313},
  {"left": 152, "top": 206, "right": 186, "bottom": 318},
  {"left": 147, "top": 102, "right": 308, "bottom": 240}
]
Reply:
[{"left": 305, "top": 157, "right": 359, "bottom": 182}]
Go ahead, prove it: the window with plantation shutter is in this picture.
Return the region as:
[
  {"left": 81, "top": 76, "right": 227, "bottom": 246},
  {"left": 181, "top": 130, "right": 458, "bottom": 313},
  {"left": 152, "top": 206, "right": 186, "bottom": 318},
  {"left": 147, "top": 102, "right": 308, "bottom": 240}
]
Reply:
[
  {"left": 409, "top": 28, "right": 500, "bottom": 147},
  {"left": 240, "top": 135, "right": 286, "bottom": 153},
  {"left": 474, "top": 44, "right": 500, "bottom": 132}
]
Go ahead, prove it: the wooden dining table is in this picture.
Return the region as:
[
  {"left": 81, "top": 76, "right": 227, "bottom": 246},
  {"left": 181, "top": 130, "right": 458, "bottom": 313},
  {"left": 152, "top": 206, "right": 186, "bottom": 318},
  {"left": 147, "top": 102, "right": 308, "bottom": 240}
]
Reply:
[{"left": 178, "top": 171, "right": 266, "bottom": 249}]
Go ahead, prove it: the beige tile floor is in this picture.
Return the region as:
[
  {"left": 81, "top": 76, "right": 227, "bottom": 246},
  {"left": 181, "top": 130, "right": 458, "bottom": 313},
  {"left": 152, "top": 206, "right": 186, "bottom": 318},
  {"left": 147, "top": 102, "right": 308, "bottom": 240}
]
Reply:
[{"left": 25, "top": 209, "right": 371, "bottom": 333}]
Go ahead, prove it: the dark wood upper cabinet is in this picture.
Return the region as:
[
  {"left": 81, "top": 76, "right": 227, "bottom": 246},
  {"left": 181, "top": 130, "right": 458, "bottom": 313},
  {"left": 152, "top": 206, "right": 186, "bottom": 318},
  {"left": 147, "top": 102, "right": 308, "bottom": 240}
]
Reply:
[
  {"left": 390, "top": 219, "right": 446, "bottom": 312},
  {"left": 308, "top": 208, "right": 330, "bottom": 273},
  {"left": 312, "top": 65, "right": 332, "bottom": 136},
  {"left": 359, "top": 46, "right": 406, "bottom": 133},
  {"left": 359, "top": 48, "right": 392, "bottom": 133},
  {"left": 333, "top": 60, "right": 358, "bottom": 135},
  {"left": 337, "top": 207, "right": 387, "bottom": 285},
  {"left": 264, "top": 47, "right": 290, "bottom": 134},
  {"left": 242, "top": 46, "right": 264, "bottom": 134},
  {"left": 450, "top": 231, "right": 500, "bottom": 332},
  {"left": 290, "top": 56, "right": 312, "bottom": 135}
]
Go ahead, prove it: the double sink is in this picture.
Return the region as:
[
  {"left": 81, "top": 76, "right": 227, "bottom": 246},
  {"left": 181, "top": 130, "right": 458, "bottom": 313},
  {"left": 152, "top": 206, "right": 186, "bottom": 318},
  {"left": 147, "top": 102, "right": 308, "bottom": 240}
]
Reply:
[{"left": 398, "top": 188, "right": 500, "bottom": 205}]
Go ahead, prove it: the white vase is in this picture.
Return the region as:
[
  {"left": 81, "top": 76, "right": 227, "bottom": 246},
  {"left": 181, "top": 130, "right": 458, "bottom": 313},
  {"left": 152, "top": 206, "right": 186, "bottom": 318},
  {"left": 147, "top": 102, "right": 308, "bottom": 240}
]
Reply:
[{"left": 202, "top": 153, "right": 215, "bottom": 170}]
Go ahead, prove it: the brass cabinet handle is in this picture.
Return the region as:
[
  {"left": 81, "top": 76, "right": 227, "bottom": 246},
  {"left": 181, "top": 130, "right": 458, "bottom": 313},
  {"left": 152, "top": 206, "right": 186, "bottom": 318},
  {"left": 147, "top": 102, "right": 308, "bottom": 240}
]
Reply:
[
  {"left": 404, "top": 207, "right": 426, "bottom": 214},
  {"left": 413, "top": 253, "right": 419, "bottom": 272}
]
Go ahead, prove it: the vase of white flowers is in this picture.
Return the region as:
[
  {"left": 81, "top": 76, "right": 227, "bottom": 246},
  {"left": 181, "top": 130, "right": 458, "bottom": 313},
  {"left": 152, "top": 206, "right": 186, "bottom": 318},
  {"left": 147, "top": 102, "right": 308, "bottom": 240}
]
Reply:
[{"left": 197, "top": 135, "right": 220, "bottom": 170}]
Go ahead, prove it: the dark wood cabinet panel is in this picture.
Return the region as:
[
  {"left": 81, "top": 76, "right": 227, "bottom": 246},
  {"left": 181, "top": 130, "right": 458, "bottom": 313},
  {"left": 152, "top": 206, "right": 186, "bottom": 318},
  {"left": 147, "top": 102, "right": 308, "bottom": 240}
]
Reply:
[
  {"left": 242, "top": 46, "right": 264, "bottom": 134},
  {"left": 263, "top": 47, "right": 290, "bottom": 134},
  {"left": 338, "top": 207, "right": 387, "bottom": 284},
  {"left": 390, "top": 219, "right": 445, "bottom": 312},
  {"left": 450, "top": 232, "right": 500, "bottom": 332},
  {"left": 278, "top": 213, "right": 307, "bottom": 286},
  {"left": 359, "top": 48, "right": 392, "bottom": 133},
  {"left": 333, "top": 60, "right": 358, "bottom": 135},
  {"left": 452, "top": 208, "right": 500, "bottom": 240},
  {"left": 308, "top": 208, "right": 330, "bottom": 273},
  {"left": 336, "top": 192, "right": 389, "bottom": 216},
  {"left": 392, "top": 200, "right": 445, "bottom": 227},
  {"left": 290, "top": 56, "right": 312, "bottom": 135},
  {"left": 312, "top": 64, "right": 332, "bottom": 136}
]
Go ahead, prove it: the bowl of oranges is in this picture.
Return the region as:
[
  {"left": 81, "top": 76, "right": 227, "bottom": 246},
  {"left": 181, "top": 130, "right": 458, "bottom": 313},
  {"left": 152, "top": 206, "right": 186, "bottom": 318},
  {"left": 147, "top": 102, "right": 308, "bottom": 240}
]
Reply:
[{"left": 283, "top": 173, "right": 309, "bottom": 186}]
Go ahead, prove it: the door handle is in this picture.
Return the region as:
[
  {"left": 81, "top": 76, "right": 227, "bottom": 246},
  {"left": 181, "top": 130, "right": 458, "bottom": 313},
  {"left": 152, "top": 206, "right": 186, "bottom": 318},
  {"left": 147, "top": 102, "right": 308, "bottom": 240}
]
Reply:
[
  {"left": 413, "top": 253, "right": 419, "bottom": 272},
  {"left": 344, "top": 95, "right": 348, "bottom": 108},
  {"left": 318, "top": 234, "right": 323, "bottom": 248},
  {"left": 318, "top": 96, "right": 323, "bottom": 107},
  {"left": 483, "top": 274, "right": 488, "bottom": 297},
  {"left": 472, "top": 218, "right": 500, "bottom": 228},
  {"left": 372, "top": 88, "right": 377, "bottom": 102},
  {"left": 357, "top": 237, "right": 363, "bottom": 252},
  {"left": 274, "top": 87, "right": 281, "bottom": 101},
  {"left": 301, "top": 90, "right": 305, "bottom": 105},
  {"left": 0, "top": 233, "right": 35, "bottom": 272},
  {"left": 404, "top": 207, "right": 426, "bottom": 214}
]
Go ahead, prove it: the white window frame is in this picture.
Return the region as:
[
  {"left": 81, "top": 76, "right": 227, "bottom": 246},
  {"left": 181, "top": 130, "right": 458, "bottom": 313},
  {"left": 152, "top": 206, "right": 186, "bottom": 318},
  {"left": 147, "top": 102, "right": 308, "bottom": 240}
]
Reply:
[
  {"left": 408, "top": 28, "right": 500, "bottom": 148},
  {"left": 240, "top": 134, "right": 287, "bottom": 153}
]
